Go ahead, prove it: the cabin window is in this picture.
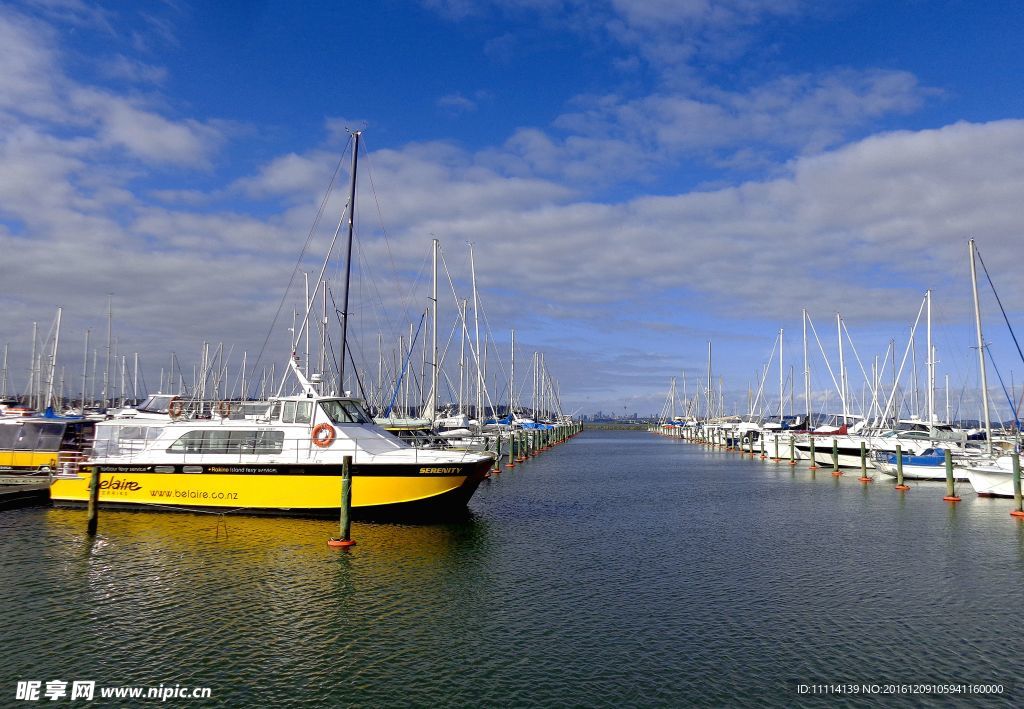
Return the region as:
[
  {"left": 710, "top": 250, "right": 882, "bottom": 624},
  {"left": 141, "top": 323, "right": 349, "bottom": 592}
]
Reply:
[
  {"left": 167, "top": 430, "right": 284, "bottom": 455},
  {"left": 35, "top": 423, "right": 65, "bottom": 452},
  {"left": 270, "top": 401, "right": 281, "bottom": 420},
  {"left": 12, "top": 426, "right": 40, "bottom": 451},
  {"left": 0, "top": 425, "right": 17, "bottom": 449},
  {"left": 282, "top": 401, "right": 297, "bottom": 424},
  {"left": 295, "top": 401, "right": 312, "bottom": 424}
]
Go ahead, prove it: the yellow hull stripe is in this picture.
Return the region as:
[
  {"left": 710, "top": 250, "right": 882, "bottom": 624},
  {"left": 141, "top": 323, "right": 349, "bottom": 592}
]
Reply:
[
  {"left": 50, "top": 471, "right": 472, "bottom": 510},
  {"left": 0, "top": 450, "right": 60, "bottom": 470}
]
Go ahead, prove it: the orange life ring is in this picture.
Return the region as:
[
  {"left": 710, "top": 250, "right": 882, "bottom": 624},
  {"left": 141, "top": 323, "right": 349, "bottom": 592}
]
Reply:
[
  {"left": 312, "top": 423, "right": 336, "bottom": 448},
  {"left": 216, "top": 400, "right": 232, "bottom": 418},
  {"left": 168, "top": 398, "right": 184, "bottom": 420}
]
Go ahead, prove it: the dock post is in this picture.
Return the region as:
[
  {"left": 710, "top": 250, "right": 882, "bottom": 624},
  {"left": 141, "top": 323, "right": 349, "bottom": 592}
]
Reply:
[
  {"left": 789, "top": 435, "right": 796, "bottom": 466},
  {"left": 86, "top": 467, "right": 101, "bottom": 536},
  {"left": 895, "top": 444, "right": 909, "bottom": 490},
  {"left": 506, "top": 431, "right": 516, "bottom": 468},
  {"left": 831, "top": 439, "right": 841, "bottom": 476},
  {"left": 858, "top": 441, "right": 871, "bottom": 482},
  {"left": 808, "top": 436, "right": 818, "bottom": 470},
  {"left": 772, "top": 435, "right": 780, "bottom": 461},
  {"left": 492, "top": 435, "right": 501, "bottom": 474},
  {"left": 329, "top": 455, "right": 356, "bottom": 548},
  {"left": 759, "top": 434, "right": 766, "bottom": 460},
  {"left": 943, "top": 448, "right": 960, "bottom": 502},
  {"left": 1011, "top": 452, "right": 1024, "bottom": 518}
]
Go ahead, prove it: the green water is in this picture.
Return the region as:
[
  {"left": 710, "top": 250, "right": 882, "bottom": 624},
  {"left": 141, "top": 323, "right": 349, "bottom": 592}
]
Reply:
[{"left": 2, "top": 431, "right": 1022, "bottom": 706}]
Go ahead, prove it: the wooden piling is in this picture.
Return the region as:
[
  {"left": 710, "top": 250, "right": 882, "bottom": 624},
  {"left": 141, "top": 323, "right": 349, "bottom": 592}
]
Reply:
[
  {"left": 328, "top": 456, "right": 356, "bottom": 548},
  {"left": 1011, "top": 452, "right": 1024, "bottom": 518},
  {"left": 86, "top": 468, "right": 101, "bottom": 536},
  {"left": 895, "top": 444, "right": 909, "bottom": 490},
  {"left": 830, "top": 439, "right": 842, "bottom": 476},
  {"left": 858, "top": 441, "right": 872, "bottom": 482},
  {"left": 943, "top": 448, "right": 960, "bottom": 502}
]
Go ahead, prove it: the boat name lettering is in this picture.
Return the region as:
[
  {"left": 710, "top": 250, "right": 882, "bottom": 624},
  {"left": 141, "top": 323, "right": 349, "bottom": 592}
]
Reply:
[
  {"left": 99, "top": 466, "right": 152, "bottom": 473},
  {"left": 419, "top": 466, "right": 459, "bottom": 474},
  {"left": 98, "top": 477, "right": 141, "bottom": 491}
]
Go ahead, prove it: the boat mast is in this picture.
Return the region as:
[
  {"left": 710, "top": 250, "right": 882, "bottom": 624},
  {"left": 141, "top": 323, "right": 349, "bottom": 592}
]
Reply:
[
  {"left": 778, "top": 328, "right": 784, "bottom": 421},
  {"left": 339, "top": 130, "right": 361, "bottom": 393},
  {"left": 425, "top": 238, "right": 439, "bottom": 421},
  {"left": 926, "top": 288, "right": 935, "bottom": 424},
  {"left": 45, "top": 307, "right": 61, "bottom": 410},
  {"left": 803, "top": 309, "right": 810, "bottom": 426},
  {"left": 969, "top": 239, "right": 993, "bottom": 454},
  {"left": 706, "top": 340, "right": 712, "bottom": 421},
  {"left": 837, "top": 312, "right": 847, "bottom": 424},
  {"left": 1, "top": 343, "right": 7, "bottom": 400},
  {"left": 104, "top": 295, "right": 112, "bottom": 409},
  {"left": 470, "top": 243, "right": 482, "bottom": 424},
  {"left": 509, "top": 329, "right": 515, "bottom": 419}
]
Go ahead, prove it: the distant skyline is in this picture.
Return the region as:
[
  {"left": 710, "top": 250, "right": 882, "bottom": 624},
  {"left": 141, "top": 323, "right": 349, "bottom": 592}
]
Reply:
[{"left": 2, "top": 1, "right": 1024, "bottom": 418}]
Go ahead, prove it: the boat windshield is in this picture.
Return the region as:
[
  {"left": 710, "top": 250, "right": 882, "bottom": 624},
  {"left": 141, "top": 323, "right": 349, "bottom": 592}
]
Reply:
[
  {"left": 320, "top": 399, "right": 373, "bottom": 424},
  {"left": 136, "top": 395, "right": 175, "bottom": 414}
]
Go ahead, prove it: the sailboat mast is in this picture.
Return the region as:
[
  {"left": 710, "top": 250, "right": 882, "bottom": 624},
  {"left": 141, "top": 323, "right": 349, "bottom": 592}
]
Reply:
[
  {"left": 803, "top": 309, "right": 810, "bottom": 425},
  {"left": 969, "top": 238, "right": 993, "bottom": 454},
  {"left": 80, "top": 331, "right": 89, "bottom": 411},
  {"left": 338, "top": 130, "right": 361, "bottom": 393},
  {"left": 706, "top": 340, "right": 712, "bottom": 421},
  {"left": 837, "top": 312, "right": 847, "bottom": 423},
  {"left": 926, "top": 289, "right": 935, "bottom": 423},
  {"left": 470, "top": 244, "right": 482, "bottom": 423},
  {"left": 46, "top": 307, "right": 61, "bottom": 409},
  {"left": 778, "top": 328, "right": 784, "bottom": 420},
  {"left": 509, "top": 329, "right": 515, "bottom": 418},
  {"left": 425, "top": 238, "right": 439, "bottom": 421}
]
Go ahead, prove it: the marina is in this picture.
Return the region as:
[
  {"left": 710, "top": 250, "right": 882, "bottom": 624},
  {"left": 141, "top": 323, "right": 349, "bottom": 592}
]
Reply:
[
  {"left": 6, "top": 1, "right": 1024, "bottom": 705},
  {"left": 2, "top": 429, "right": 1022, "bottom": 705}
]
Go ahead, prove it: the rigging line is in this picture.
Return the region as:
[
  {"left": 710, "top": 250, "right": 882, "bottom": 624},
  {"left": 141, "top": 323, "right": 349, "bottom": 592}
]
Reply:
[
  {"left": 984, "top": 345, "right": 1020, "bottom": 430},
  {"left": 358, "top": 136, "right": 414, "bottom": 319},
  {"left": 805, "top": 313, "right": 842, "bottom": 398},
  {"left": 384, "top": 312, "right": 426, "bottom": 417},
  {"left": 351, "top": 235, "right": 431, "bottom": 360},
  {"left": 976, "top": 248, "right": 1024, "bottom": 368},
  {"left": 839, "top": 319, "right": 876, "bottom": 413},
  {"left": 247, "top": 136, "right": 351, "bottom": 397}
]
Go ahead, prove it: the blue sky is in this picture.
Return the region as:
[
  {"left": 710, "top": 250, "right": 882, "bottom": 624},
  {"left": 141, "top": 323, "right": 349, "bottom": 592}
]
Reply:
[{"left": 3, "top": 0, "right": 1024, "bottom": 419}]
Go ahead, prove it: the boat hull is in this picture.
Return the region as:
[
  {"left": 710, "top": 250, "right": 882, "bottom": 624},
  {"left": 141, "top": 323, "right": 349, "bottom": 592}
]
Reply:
[
  {"left": 49, "top": 459, "right": 493, "bottom": 518},
  {"left": 965, "top": 467, "right": 1016, "bottom": 497}
]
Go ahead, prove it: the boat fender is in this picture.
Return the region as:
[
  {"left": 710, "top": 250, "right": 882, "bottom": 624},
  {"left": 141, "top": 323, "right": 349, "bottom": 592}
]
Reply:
[
  {"left": 312, "top": 423, "right": 336, "bottom": 448},
  {"left": 169, "top": 398, "right": 184, "bottom": 420},
  {"left": 216, "top": 400, "right": 232, "bottom": 418}
]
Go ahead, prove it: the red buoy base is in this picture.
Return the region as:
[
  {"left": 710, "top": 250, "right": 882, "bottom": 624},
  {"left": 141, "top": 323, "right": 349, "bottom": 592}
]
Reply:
[
  {"left": 943, "top": 496, "right": 961, "bottom": 502},
  {"left": 328, "top": 538, "right": 356, "bottom": 548},
  {"left": 1011, "top": 510, "right": 1024, "bottom": 518},
  {"left": 831, "top": 471, "right": 842, "bottom": 477},
  {"left": 859, "top": 476, "right": 873, "bottom": 483},
  {"left": 808, "top": 465, "right": 819, "bottom": 470},
  {"left": 895, "top": 484, "right": 911, "bottom": 491},
  {"left": 505, "top": 463, "right": 516, "bottom": 469}
]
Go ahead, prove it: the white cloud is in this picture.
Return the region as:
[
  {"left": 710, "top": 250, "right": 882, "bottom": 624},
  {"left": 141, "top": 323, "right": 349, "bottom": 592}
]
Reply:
[{"left": 69, "top": 88, "right": 224, "bottom": 167}]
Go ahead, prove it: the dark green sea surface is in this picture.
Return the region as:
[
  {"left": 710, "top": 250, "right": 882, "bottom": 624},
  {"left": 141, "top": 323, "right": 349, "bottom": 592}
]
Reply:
[{"left": 1, "top": 430, "right": 1022, "bottom": 707}]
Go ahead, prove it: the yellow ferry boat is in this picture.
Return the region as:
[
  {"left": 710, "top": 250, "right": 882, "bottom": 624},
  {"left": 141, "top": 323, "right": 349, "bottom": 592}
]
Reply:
[{"left": 49, "top": 362, "right": 493, "bottom": 518}]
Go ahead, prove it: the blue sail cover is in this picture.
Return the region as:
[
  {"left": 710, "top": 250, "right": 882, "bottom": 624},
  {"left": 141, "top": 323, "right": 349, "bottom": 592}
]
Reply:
[{"left": 884, "top": 448, "right": 946, "bottom": 466}]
